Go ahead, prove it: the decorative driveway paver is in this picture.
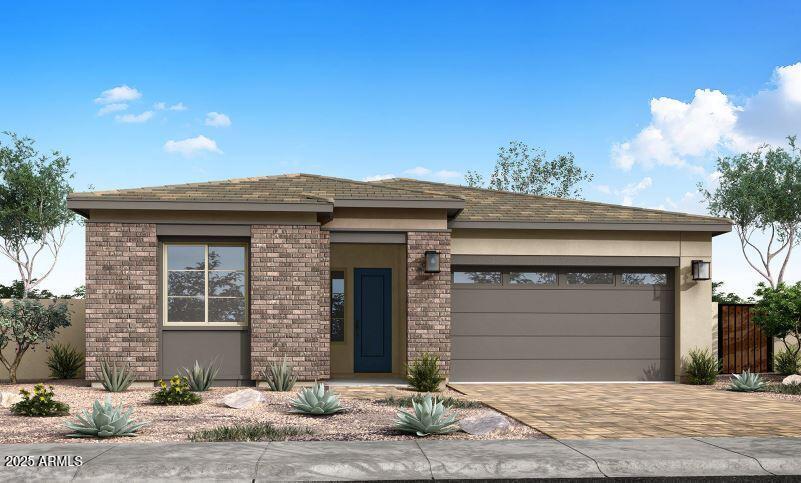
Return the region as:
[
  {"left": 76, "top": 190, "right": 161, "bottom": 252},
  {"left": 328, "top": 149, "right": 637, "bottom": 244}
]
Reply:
[{"left": 449, "top": 383, "right": 801, "bottom": 439}]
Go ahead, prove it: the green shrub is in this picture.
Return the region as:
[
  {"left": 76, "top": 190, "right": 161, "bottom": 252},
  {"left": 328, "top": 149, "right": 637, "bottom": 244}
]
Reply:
[
  {"left": 65, "top": 396, "right": 147, "bottom": 438},
  {"left": 728, "top": 370, "right": 766, "bottom": 392},
  {"left": 683, "top": 347, "right": 720, "bottom": 385},
  {"left": 98, "top": 359, "right": 135, "bottom": 392},
  {"left": 407, "top": 353, "right": 445, "bottom": 392},
  {"left": 181, "top": 359, "right": 220, "bottom": 392},
  {"left": 189, "top": 421, "right": 311, "bottom": 442},
  {"left": 377, "top": 395, "right": 483, "bottom": 409},
  {"left": 774, "top": 347, "right": 801, "bottom": 376},
  {"left": 47, "top": 343, "right": 84, "bottom": 379},
  {"left": 263, "top": 357, "right": 297, "bottom": 391},
  {"left": 290, "top": 382, "right": 344, "bottom": 415},
  {"left": 394, "top": 395, "right": 460, "bottom": 436},
  {"left": 151, "top": 375, "right": 202, "bottom": 405},
  {"left": 10, "top": 384, "right": 70, "bottom": 417},
  {"left": 766, "top": 383, "right": 801, "bottom": 395}
]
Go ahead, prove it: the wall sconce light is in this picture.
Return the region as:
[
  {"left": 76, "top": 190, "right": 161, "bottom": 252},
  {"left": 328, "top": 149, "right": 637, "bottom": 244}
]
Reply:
[
  {"left": 424, "top": 250, "right": 441, "bottom": 273},
  {"left": 691, "top": 260, "right": 711, "bottom": 281}
]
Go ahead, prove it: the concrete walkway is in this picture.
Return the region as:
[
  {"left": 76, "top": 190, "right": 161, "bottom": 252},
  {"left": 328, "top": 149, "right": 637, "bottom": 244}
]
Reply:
[{"left": 1, "top": 437, "right": 800, "bottom": 481}]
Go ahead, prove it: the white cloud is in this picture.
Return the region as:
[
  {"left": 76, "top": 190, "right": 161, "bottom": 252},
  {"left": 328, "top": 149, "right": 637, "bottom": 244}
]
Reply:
[
  {"left": 163, "top": 135, "right": 222, "bottom": 157},
  {"left": 434, "top": 169, "right": 461, "bottom": 179},
  {"left": 97, "top": 103, "right": 128, "bottom": 116},
  {"left": 404, "top": 166, "right": 432, "bottom": 176},
  {"left": 618, "top": 177, "right": 653, "bottom": 206},
  {"left": 595, "top": 184, "right": 612, "bottom": 195},
  {"left": 115, "top": 111, "right": 154, "bottom": 123},
  {"left": 155, "top": 102, "right": 187, "bottom": 111},
  {"left": 363, "top": 174, "right": 395, "bottom": 182},
  {"left": 94, "top": 85, "right": 142, "bottom": 104},
  {"left": 205, "top": 112, "right": 231, "bottom": 127},
  {"left": 613, "top": 62, "right": 801, "bottom": 172}
]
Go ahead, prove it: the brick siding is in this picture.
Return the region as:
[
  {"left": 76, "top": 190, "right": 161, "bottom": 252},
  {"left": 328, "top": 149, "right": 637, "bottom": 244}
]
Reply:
[
  {"left": 406, "top": 231, "right": 452, "bottom": 377},
  {"left": 85, "top": 222, "right": 158, "bottom": 381},
  {"left": 250, "top": 225, "right": 330, "bottom": 380}
]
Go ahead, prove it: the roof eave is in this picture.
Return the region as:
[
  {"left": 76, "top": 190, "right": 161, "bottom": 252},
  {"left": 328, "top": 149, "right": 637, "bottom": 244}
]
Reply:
[
  {"left": 66, "top": 198, "right": 334, "bottom": 214},
  {"left": 333, "top": 199, "right": 465, "bottom": 210},
  {"left": 449, "top": 220, "right": 733, "bottom": 235}
]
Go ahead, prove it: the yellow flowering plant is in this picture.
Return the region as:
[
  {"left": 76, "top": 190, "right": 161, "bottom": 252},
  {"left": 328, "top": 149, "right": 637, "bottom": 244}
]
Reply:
[
  {"left": 150, "top": 375, "right": 201, "bottom": 406},
  {"left": 10, "top": 383, "right": 70, "bottom": 417}
]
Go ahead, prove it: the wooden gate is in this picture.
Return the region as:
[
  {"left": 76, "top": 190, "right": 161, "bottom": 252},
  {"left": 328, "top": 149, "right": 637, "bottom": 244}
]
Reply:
[{"left": 718, "top": 304, "right": 772, "bottom": 373}]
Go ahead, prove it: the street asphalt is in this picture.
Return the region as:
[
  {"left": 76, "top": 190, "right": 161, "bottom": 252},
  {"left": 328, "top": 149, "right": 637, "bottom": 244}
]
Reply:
[{"left": 1, "top": 436, "right": 800, "bottom": 481}]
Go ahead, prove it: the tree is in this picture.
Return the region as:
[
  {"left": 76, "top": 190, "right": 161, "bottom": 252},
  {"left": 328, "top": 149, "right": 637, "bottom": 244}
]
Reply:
[
  {"left": 465, "top": 140, "right": 594, "bottom": 198},
  {"left": 700, "top": 137, "right": 801, "bottom": 288},
  {"left": 0, "top": 299, "right": 71, "bottom": 383},
  {"left": 0, "top": 132, "right": 75, "bottom": 298},
  {"left": 0, "top": 280, "right": 84, "bottom": 299},
  {"left": 751, "top": 282, "right": 801, "bottom": 360},
  {"left": 712, "top": 281, "right": 748, "bottom": 304}
]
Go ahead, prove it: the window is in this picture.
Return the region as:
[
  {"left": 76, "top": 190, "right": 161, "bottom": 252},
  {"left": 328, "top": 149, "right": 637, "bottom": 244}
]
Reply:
[
  {"left": 622, "top": 272, "right": 668, "bottom": 286},
  {"left": 331, "top": 271, "right": 345, "bottom": 342},
  {"left": 565, "top": 271, "right": 614, "bottom": 285},
  {"left": 453, "top": 271, "right": 502, "bottom": 284},
  {"left": 165, "top": 243, "right": 247, "bottom": 325},
  {"left": 508, "top": 271, "right": 557, "bottom": 285}
]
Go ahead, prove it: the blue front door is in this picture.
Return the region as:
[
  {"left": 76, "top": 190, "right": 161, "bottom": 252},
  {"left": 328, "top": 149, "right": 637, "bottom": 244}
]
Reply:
[{"left": 354, "top": 268, "right": 392, "bottom": 372}]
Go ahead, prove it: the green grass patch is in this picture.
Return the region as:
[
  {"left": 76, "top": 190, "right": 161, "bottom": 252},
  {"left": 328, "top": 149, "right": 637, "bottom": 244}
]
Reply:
[
  {"left": 189, "top": 421, "right": 312, "bottom": 442},
  {"left": 376, "top": 394, "right": 484, "bottom": 409},
  {"left": 765, "top": 383, "right": 801, "bottom": 395}
]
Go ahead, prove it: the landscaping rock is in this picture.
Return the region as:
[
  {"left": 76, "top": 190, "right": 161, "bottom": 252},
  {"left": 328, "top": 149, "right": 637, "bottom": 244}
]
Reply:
[
  {"left": 222, "top": 389, "right": 266, "bottom": 409},
  {"left": 783, "top": 374, "right": 801, "bottom": 386},
  {"left": 0, "top": 391, "right": 21, "bottom": 408},
  {"left": 459, "top": 413, "right": 511, "bottom": 435}
]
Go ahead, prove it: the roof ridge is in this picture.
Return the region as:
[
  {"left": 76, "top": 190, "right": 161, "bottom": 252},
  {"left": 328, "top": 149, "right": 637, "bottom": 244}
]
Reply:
[
  {"left": 296, "top": 173, "right": 463, "bottom": 201},
  {"left": 377, "top": 177, "right": 728, "bottom": 223}
]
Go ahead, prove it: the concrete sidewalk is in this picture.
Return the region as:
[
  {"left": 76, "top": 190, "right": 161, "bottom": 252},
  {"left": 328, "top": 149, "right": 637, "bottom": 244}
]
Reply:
[{"left": 1, "top": 437, "right": 800, "bottom": 481}]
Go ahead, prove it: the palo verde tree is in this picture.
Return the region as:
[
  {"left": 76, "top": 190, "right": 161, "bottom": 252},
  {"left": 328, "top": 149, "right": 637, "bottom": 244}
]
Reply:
[
  {"left": 0, "top": 132, "right": 75, "bottom": 297},
  {"left": 700, "top": 137, "right": 801, "bottom": 288},
  {"left": 465, "top": 140, "right": 594, "bottom": 199}
]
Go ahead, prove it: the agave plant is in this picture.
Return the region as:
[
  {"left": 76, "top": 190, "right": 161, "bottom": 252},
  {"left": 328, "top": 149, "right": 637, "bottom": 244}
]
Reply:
[
  {"left": 98, "top": 359, "right": 135, "bottom": 392},
  {"left": 289, "top": 382, "right": 344, "bottom": 415},
  {"left": 264, "top": 357, "right": 297, "bottom": 392},
  {"left": 394, "top": 395, "right": 460, "bottom": 437},
  {"left": 65, "top": 396, "right": 148, "bottom": 438},
  {"left": 181, "top": 359, "right": 220, "bottom": 392},
  {"left": 729, "top": 370, "right": 766, "bottom": 392}
]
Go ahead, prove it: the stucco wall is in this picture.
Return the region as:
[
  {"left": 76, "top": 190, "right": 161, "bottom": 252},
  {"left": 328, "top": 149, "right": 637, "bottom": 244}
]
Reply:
[
  {"left": 329, "top": 243, "right": 407, "bottom": 376},
  {"left": 324, "top": 208, "right": 448, "bottom": 231},
  {"left": 0, "top": 299, "right": 86, "bottom": 382}
]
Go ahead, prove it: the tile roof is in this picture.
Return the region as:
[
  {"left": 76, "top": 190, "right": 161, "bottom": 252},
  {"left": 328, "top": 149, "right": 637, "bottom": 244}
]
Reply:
[{"left": 372, "top": 178, "right": 731, "bottom": 225}]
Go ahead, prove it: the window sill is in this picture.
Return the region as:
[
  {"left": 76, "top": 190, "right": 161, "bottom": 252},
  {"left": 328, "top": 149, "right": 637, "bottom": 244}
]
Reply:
[{"left": 162, "top": 324, "right": 248, "bottom": 331}]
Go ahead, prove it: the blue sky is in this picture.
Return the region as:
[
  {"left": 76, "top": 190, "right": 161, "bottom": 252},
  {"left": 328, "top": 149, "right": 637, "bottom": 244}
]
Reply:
[{"left": 2, "top": 1, "right": 801, "bottom": 296}]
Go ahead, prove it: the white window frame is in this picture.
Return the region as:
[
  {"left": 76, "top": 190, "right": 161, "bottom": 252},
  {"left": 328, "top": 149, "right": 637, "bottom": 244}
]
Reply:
[{"left": 163, "top": 241, "right": 249, "bottom": 327}]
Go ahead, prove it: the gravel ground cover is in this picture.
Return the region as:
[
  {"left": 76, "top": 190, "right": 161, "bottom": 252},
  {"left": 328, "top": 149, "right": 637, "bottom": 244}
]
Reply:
[
  {"left": 712, "top": 380, "right": 801, "bottom": 402},
  {"left": 0, "top": 381, "right": 543, "bottom": 444}
]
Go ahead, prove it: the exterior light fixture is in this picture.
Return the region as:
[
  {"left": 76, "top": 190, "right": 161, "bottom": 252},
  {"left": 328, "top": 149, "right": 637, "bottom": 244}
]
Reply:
[
  {"left": 691, "top": 260, "right": 711, "bottom": 281},
  {"left": 424, "top": 250, "right": 441, "bottom": 273}
]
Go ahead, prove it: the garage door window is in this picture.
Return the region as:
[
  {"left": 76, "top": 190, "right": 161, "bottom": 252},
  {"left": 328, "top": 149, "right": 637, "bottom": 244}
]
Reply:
[
  {"left": 565, "top": 271, "right": 614, "bottom": 285},
  {"left": 453, "top": 271, "right": 502, "bottom": 284},
  {"left": 508, "top": 271, "right": 557, "bottom": 285},
  {"left": 622, "top": 272, "right": 668, "bottom": 286}
]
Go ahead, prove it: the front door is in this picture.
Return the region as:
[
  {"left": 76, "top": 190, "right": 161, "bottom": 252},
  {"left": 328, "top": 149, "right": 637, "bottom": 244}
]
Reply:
[{"left": 354, "top": 268, "right": 392, "bottom": 372}]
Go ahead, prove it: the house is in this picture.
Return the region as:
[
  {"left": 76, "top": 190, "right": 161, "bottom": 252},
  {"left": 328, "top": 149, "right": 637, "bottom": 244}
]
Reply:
[{"left": 67, "top": 173, "right": 731, "bottom": 384}]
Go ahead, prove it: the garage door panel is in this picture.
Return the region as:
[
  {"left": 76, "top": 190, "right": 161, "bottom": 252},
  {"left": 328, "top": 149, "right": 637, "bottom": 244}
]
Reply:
[
  {"left": 451, "top": 359, "right": 674, "bottom": 382},
  {"left": 453, "top": 288, "right": 674, "bottom": 314},
  {"left": 452, "top": 313, "right": 673, "bottom": 337},
  {"left": 452, "top": 335, "right": 673, "bottom": 360}
]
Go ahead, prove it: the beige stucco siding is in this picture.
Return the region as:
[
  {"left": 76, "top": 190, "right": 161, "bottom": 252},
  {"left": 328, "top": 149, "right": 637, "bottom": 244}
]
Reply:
[
  {"left": 451, "top": 228, "right": 716, "bottom": 382},
  {"left": 329, "top": 243, "right": 407, "bottom": 376},
  {"left": 324, "top": 208, "right": 447, "bottom": 231}
]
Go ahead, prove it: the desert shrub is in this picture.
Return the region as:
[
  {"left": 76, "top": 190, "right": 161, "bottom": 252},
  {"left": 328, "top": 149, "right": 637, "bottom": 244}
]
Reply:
[
  {"left": 407, "top": 353, "right": 444, "bottom": 392},
  {"left": 728, "top": 370, "right": 766, "bottom": 392},
  {"left": 98, "top": 359, "right": 135, "bottom": 392},
  {"left": 10, "top": 384, "right": 70, "bottom": 417},
  {"left": 766, "top": 383, "right": 801, "bottom": 395},
  {"left": 65, "top": 396, "right": 147, "bottom": 438},
  {"left": 181, "top": 359, "right": 219, "bottom": 392},
  {"left": 189, "top": 421, "right": 311, "bottom": 442},
  {"left": 47, "top": 343, "right": 84, "bottom": 379},
  {"left": 263, "top": 357, "right": 297, "bottom": 391},
  {"left": 683, "top": 347, "right": 719, "bottom": 385},
  {"left": 289, "top": 382, "right": 344, "bottom": 415},
  {"left": 151, "top": 375, "right": 201, "bottom": 406},
  {"left": 394, "top": 395, "right": 460, "bottom": 436},
  {"left": 774, "top": 347, "right": 801, "bottom": 376},
  {"left": 377, "top": 395, "right": 483, "bottom": 409}
]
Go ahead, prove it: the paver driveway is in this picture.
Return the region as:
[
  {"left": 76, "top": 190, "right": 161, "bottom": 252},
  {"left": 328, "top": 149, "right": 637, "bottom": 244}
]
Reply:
[{"left": 450, "top": 383, "right": 801, "bottom": 439}]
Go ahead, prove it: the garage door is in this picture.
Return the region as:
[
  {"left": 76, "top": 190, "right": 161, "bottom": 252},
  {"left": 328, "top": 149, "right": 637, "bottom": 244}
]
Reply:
[{"left": 451, "top": 267, "right": 674, "bottom": 382}]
